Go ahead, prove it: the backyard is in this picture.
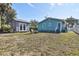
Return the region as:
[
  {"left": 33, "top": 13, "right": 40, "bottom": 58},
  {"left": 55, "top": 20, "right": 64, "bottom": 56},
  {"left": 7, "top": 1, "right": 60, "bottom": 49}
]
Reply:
[{"left": 0, "top": 32, "right": 79, "bottom": 56}]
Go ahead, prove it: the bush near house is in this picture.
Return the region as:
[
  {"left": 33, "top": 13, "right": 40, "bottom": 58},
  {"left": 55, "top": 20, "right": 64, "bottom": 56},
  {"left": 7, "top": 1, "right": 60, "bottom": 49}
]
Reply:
[
  {"left": 2, "top": 24, "right": 11, "bottom": 33},
  {"left": 29, "top": 20, "right": 38, "bottom": 33},
  {"left": 29, "top": 27, "right": 38, "bottom": 33},
  {"left": 62, "top": 27, "right": 68, "bottom": 33}
]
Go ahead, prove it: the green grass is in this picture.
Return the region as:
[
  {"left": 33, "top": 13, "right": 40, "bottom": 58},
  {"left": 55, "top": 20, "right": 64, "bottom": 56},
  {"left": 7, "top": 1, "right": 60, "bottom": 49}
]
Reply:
[{"left": 0, "top": 32, "right": 79, "bottom": 56}]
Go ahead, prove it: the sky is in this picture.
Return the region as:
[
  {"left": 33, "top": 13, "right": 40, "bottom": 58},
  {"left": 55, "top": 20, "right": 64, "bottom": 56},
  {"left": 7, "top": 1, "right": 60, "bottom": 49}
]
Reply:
[{"left": 12, "top": 3, "right": 79, "bottom": 22}]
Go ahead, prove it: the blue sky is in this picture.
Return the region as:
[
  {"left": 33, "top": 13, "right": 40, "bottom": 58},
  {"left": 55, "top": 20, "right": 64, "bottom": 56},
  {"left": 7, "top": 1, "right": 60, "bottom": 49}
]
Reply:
[{"left": 12, "top": 3, "right": 79, "bottom": 22}]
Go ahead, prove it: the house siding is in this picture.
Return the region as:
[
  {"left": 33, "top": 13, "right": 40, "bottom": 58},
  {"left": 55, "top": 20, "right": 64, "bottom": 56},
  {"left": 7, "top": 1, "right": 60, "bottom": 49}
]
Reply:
[
  {"left": 11, "top": 20, "right": 29, "bottom": 32},
  {"left": 38, "top": 18, "right": 65, "bottom": 32}
]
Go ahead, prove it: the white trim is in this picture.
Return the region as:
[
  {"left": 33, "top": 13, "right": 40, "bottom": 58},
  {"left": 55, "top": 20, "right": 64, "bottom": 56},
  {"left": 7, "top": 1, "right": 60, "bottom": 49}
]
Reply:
[
  {"left": 60, "top": 22, "right": 62, "bottom": 32},
  {"left": 55, "top": 22, "right": 62, "bottom": 32},
  {"left": 16, "top": 22, "right": 29, "bottom": 32},
  {"left": 55, "top": 23, "right": 58, "bottom": 32}
]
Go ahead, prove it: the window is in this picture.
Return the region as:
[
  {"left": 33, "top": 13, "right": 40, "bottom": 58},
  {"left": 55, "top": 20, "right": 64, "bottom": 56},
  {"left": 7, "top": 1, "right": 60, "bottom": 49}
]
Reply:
[
  {"left": 20, "top": 24, "right": 22, "bottom": 30},
  {"left": 23, "top": 24, "right": 26, "bottom": 30}
]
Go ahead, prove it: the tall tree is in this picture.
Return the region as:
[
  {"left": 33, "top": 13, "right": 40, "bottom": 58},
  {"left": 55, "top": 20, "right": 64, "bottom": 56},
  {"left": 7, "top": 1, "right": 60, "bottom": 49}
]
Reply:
[
  {"left": 6, "top": 8, "right": 16, "bottom": 24},
  {"left": 0, "top": 3, "right": 16, "bottom": 32}
]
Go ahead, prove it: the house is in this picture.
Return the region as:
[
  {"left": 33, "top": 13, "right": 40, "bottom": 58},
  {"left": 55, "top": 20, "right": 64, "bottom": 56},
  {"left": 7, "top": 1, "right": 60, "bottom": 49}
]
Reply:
[
  {"left": 73, "top": 20, "right": 79, "bottom": 33},
  {"left": 65, "top": 17, "right": 78, "bottom": 31},
  {"left": 38, "top": 17, "right": 67, "bottom": 32},
  {"left": 10, "top": 19, "right": 29, "bottom": 32}
]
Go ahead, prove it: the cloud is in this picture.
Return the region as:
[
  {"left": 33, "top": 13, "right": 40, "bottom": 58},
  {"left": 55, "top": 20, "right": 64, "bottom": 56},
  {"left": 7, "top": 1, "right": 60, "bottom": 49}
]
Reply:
[
  {"left": 49, "top": 3, "right": 63, "bottom": 10},
  {"left": 56, "top": 3, "right": 63, "bottom": 6},
  {"left": 72, "top": 9, "right": 79, "bottom": 13},
  {"left": 49, "top": 3, "right": 63, "bottom": 6},
  {"left": 50, "top": 3, "right": 55, "bottom": 6},
  {"left": 27, "top": 3, "right": 35, "bottom": 7}
]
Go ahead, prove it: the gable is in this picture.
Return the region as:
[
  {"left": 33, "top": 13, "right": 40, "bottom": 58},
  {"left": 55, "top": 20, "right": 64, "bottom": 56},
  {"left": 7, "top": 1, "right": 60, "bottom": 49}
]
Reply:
[{"left": 38, "top": 17, "right": 64, "bottom": 25}]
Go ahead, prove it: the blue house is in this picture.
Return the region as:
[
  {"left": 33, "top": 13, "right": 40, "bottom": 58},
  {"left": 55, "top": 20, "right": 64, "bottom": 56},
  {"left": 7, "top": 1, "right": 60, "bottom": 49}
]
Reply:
[{"left": 38, "top": 17, "right": 67, "bottom": 33}]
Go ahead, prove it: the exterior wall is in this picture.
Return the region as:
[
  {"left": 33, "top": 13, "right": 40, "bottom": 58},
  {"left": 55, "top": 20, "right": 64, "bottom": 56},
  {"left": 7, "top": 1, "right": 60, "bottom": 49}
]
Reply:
[
  {"left": 10, "top": 20, "right": 16, "bottom": 32},
  {"left": 67, "top": 23, "right": 76, "bottom": 31},
  {"left": 38, "top": 19, "right": 63, "bottom": 32},
  {"left": 15, "top": 22, "right": 29, "bottom": 32},
  {"left": 72, "top": 24, "right": 79, "bottom": 33},
  {"left": 11, "top": 20, "right": 29, "bottom": 32}
]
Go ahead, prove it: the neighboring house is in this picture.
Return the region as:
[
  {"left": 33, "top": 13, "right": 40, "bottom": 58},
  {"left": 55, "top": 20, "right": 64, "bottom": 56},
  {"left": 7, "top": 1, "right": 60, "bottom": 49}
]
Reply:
[
  {"left": 10, "top": 19, "right": 29, "bottom": 32},
  {"left": 38, "top": 17, "right": 67, "bottom": 32},
  {"left": 65, "top": 17, "right": 78, "bottom": 31},
  {"left": 67, "top": 23, "right": 76, "bottom": 31},
  {"left": 73, "top": 21, "right": 79, "bottom": 33}
]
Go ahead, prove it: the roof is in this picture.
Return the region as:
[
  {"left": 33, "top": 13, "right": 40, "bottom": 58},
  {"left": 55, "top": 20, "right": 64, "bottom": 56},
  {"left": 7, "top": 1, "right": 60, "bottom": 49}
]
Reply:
[
  {"left": 13, "top": 19, "right": 29, "bottom": 24},
  {"left": 39, "top": 17, "right": 65, "bottom": 24}
]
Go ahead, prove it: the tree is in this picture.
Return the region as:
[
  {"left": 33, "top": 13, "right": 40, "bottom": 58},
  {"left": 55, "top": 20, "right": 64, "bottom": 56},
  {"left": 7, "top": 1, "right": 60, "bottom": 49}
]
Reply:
[
  {"left": 6, "top": 7, "right": 16, "bottom": 24},
  {"left": 0, "top": 4, "right": 6, "bottom": 31},
  {"left": 65, "top": 16, "right": 78, "bottom": 28},
  {"left": 0, "top": 3, "right": 16, "bottom": 32},
  {"left": 29, "top": 20, "right": 38, "bottom": 33},
  {"left": 2, "top": 24, "right": 11, "bottom": 32}
]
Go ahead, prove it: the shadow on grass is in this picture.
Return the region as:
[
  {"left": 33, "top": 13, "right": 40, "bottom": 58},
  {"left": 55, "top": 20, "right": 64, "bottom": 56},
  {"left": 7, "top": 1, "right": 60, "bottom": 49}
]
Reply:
[
  {"left": 23, "top": 32, "right": 65, "bottom": 35},
  {"left": 24, "top": 32, "right": 39, "bottom": 35},
  {"left": 38, "top": 32, "right": 61, "bottom": 34}
]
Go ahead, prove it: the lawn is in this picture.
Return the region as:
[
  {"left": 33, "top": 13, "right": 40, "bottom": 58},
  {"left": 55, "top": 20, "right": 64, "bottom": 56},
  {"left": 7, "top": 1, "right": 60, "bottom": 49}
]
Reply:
[{"left": 0, "top": 32, "right": 79, "bottom": 56}]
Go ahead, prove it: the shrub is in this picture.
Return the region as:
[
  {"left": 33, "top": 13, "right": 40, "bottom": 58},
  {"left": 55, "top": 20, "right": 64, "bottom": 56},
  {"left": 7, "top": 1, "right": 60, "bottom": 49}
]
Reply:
[
  {"left": 2, "top": 24, "right": 11, "bottom": 32},
  {"left": 62, "top": 29, "right": 66, "bottom": 32},
  {"left": 29, "top": 27, "right": 38, "bottom": 33},
  {"left": 62, "top": 28, "right": 68, "bottom": 33}
]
